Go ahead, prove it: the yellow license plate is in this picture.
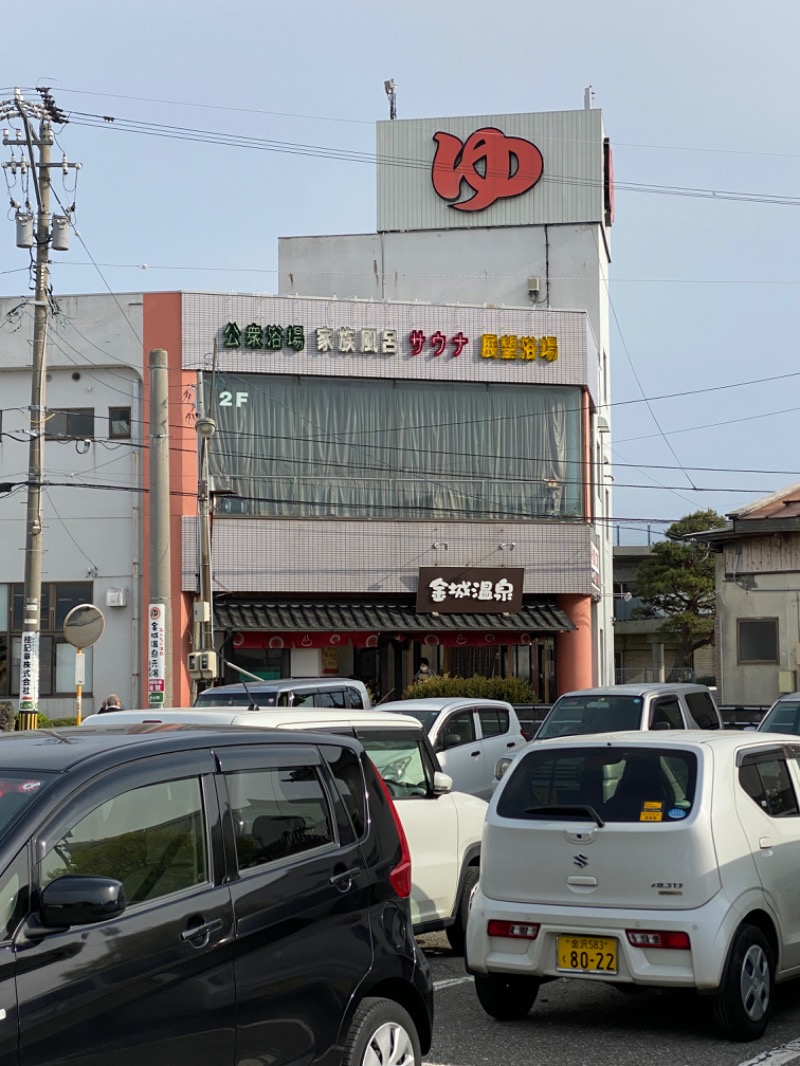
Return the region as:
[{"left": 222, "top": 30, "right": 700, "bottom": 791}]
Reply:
[{"left": 556, "top": 935, "right": 618, "bottom": 974}]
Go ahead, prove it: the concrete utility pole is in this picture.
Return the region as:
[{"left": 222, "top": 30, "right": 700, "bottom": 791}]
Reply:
[
  {"left": 148, "top": 349, "right": 172, "bottom": 707},
  {"left": 1, "top": 89, "right": 77, "bottom": 727}
]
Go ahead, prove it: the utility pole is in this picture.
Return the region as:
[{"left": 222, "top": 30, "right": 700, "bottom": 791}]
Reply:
[
  {"left": 1, "top": 89, "right": 77, "bottom": 727},
  {"left": 148, "top": 349, "right": 172, "bottom": 708}
]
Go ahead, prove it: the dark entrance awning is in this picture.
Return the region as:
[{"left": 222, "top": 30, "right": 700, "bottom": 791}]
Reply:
[{"left": 215, "top": 600, "right": 574, "bottom": 648}]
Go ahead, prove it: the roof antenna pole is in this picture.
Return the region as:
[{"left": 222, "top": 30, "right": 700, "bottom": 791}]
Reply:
[{"left": 384, "top": 79, "right": 397, "bottom": 120}]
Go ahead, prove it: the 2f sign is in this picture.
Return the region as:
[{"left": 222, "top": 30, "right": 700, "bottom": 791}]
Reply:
[{"left": 219, "top": 391, "right": 248, "bottom": 408}]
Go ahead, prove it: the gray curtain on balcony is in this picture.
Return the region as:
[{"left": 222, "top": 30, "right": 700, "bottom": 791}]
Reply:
[{"left": 207, "top": 374, "right": 582, "bottom": 520}]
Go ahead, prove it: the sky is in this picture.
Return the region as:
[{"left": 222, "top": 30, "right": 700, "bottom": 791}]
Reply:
[{"left": 2, "top": 0, "right": 800, "bottom": 544}]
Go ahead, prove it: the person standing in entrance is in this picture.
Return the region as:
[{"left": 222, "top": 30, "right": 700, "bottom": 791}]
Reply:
[{"left": 414, "top": 658, "right": 436, "bottom": 683}]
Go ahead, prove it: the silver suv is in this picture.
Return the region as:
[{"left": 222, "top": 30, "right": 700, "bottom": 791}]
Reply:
[{"left": 535, "top": 683, "right": 722, "bottom": 740}]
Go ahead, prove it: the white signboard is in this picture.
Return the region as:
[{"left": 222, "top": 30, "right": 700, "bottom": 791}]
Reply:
[
  {"left": 148, "top": 603, "right": 166, "bottom": 705},
  {"left": 19, "top": 631, "right": 39, "bottom": 712}
]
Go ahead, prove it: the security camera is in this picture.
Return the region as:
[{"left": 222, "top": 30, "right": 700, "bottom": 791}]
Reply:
[{"left": 527, "top": 276, "right": 540, "bottom": 301}]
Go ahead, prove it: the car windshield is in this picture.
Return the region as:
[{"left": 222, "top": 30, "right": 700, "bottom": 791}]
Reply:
[
  {"left": 385, "top": 708, "right": 441, "bottom": 732},
  {"left": 759, "top": 700, "right": 800, "bottom": 735},
  {"left": 357, "top": 731, "right": 433, "bottom": 798},
  {"left": 497, "top": 746, "right": 697, "bottom": 823},
  {"left": 196, "top": 690, "right": 281, "bottom": 708},
  {"left": 0, "top": 773, "right": 56, "bottom": 836},
  {"left": 537, "top": 695, "right": 644, "bottom": 739}
]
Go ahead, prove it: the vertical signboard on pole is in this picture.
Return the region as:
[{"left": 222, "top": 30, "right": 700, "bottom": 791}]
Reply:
[
  {"left": 19, "top": 631, "right": 39, "bottom": 713},
  {"left": 148, "top": 604, "right": 166, "bottom": 705}
]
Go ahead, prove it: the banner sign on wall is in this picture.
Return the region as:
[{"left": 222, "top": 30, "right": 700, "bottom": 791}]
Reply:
[
  {"left": 416, "top": 567, "right": 525, "bottom": 614},
  {"left": 148, "top": 603, "right": 166, "bottom": 705},
  {"left": 19, "top": 631, "right": 39, "bottom": 712}
]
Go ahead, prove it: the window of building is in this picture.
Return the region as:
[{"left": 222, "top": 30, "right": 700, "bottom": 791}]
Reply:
[
  {"left": 205, "top": 374, "right": 584, "bottom": 521},
  {"left": 738, "top": 618, "right": 779, "bottom": 664},
  {"left": 2, "top": 582, "right": 94, "bottom": 696},
  {"left": 109, "top": 406, "right": 132, "bottom": 439},
  {"left": 45, "top": 408, "right": 94, "bottom": 440}
]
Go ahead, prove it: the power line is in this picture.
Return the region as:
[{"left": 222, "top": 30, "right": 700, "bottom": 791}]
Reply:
[{"left": 60, "top": 108, "right": 800, "bottom": 209}]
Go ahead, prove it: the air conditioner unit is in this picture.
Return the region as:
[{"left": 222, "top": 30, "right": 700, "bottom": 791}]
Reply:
[{"left": 106, "top": 587, "right": 128, "bottom": 608}]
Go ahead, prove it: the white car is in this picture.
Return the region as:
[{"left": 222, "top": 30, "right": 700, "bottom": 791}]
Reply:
[
  {"left": 467, "top": 730, "right": 800, "bottom": 1041},
  {"left": 83, "top": 705, "right": 486, "bottom": 952},
  {"left": 379, "top": 698, "right": 526, "bottom": 800}
]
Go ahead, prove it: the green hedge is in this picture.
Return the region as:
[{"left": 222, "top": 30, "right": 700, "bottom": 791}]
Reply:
[
  {"left": 16, "top": 715, "right": 77, "bottom": 730},
  {"left": 400, "top": 674, "right": 536, "bottom": 703}
]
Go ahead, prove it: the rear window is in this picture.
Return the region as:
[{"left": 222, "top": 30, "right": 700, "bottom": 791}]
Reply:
[
  {"left": 759, "top": 701, "right": 800, "bottom": 735},
  {"left": 537, "top": 696, "right": 643, "bottom": 739},
  {"left": 685, "top": 691, "right": 721, "bottom": 729},
  {"left": 355, "top": 730, "right": 434, "bottom": 798},
  {"left": 497, "top": 747, "right": 697, "bottom": 824},
  {"left": 386, "top": 708, "right": 440, "bottom": 732}
]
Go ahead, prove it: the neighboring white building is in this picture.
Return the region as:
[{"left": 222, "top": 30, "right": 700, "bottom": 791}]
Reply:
[
  {"left": 694, "top": 484, "right": 800, "bottom": 706},
  {"left": 0, "top": 293, "right": 145, "bottom": 715}
]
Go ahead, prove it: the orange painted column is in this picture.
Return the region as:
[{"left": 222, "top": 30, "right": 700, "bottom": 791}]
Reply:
[
  {"left": 142, "top": 292, "right": 195, "bottom": 708},
  {"left": 555, "top": 594, "right": 594, "bottom": 695}
]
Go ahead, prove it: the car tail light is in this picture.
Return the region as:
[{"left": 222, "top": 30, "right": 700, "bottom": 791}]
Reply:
[
  {"left": 626, "top": 930, "right": 691, "bottom": 950},
  {"left": 487, "top": 919, "right": 540, "bottom": 940},
  {"left": 372, "top": 762, "right": 412, "bottom": 898}
]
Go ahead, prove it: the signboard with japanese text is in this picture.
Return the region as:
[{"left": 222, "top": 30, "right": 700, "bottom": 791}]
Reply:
[
  {"left": 376, "top": 109, "right": 608, "bottom": 232},
  {"left": 183, "top": 294, "right": 598, "bottom": 405},
  {"left": 416, "top": 567, "right": 525, "bottom": 615},
  {"left": 147, "top": 603, "right": 166, "bottom": 705},
  {"left": 19, "top": 631, "right": 39, "bottom": 712},
  {"left": 591, "top": 542, "right": 602, "bottom": 599}
]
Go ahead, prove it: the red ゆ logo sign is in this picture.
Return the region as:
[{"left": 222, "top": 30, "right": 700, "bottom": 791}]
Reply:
[{"left": 431, "top": 127, "right": 544, "bottom": 212}]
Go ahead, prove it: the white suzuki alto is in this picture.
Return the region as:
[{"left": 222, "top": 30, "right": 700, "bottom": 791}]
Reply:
[{"left": 466, "top": 730, "right": 800, "bottom": 1041}]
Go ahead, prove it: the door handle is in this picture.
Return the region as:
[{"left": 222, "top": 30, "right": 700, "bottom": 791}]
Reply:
[
  {"left": 759, "top": 837, "right": 775, "bottom": 850},
  {"left": 181, "top": 918, "right": 223, "bottom": 944},
  {"left": 470, "top": 750, "right": 480, "bottom": 758},
  {"left": 506, "top": 741, "right": 516, "bottom": 748},
  {"left": 330, "top": 865, "right": 362, "bottom": 887}
]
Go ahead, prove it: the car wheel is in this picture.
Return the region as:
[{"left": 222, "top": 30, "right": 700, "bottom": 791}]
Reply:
[
  {"left": 446, "top": 866, "right": 480, "bottom": 954},
  {"left": 474, "top": 973, "right": 540, "bottom": 1020},
  {"left": 343, "top": 997, "right": 421, "bottom": 1066},
  {"left": 712, "top": 924, "right": 773, "bottom": 1041}
]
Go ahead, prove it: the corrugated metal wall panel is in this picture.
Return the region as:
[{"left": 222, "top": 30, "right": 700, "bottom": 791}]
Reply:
[
  {"left": 377, "top": 109, "right": 605, "bottom": 233},
  {"left": 182, "top": 516, "right": 594, "bottom": 596}
]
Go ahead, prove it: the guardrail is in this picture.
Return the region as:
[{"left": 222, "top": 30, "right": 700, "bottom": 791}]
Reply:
[{"left": 718, "top": 705, "right": 769, "bottom": 730}]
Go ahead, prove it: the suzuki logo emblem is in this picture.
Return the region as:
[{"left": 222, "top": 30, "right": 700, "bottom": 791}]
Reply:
[
  {"left": 431, "top": 127, "right": 544, "bottom": 212},
  {"left": 573, "top": 853, "right": 589, "bottom": 868}
]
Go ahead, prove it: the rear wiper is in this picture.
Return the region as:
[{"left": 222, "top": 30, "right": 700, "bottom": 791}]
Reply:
[{"left": 523, "top": 804, "right": 605, "bottom": 827}]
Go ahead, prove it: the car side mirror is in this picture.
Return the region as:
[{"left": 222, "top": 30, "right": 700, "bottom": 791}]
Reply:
[
  {"left": 40, "top": 875, "right": 126, "bottom": 928},
  {"left": 444, "top": 733, "right": 462, "bottom": 749},
  {"left": 432, "top": 771, "right": 453, "bottom": 795}
]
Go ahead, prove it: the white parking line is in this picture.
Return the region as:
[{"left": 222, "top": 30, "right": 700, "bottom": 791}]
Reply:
[
  {"left": 433, "top": 976, "right": 474, "bottom": 991},
  {"left": 737, "top": 1039, "right": 800, "bottom": 1066}
]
